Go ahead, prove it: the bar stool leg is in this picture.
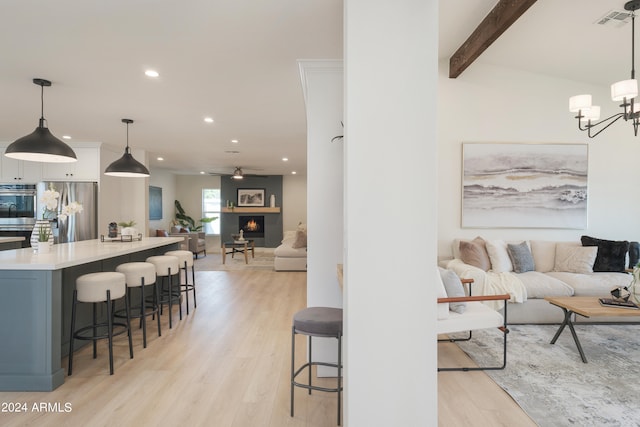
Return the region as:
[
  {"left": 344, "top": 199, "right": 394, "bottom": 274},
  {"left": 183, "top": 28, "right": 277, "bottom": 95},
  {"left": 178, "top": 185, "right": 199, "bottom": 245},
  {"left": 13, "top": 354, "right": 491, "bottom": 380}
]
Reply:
[
  {"left": 290, "top": 326, "right": 295, "bottom": 417},
  {"left": 182, "top": 261, "right": 190, "bottom": 315},
  {"left": 155, "top": 281, "right": 162, "bottom": 337},
  {"left": 140, "top": 278, "right": 147, "bottom": 348},
  {"left": 191, "top": 263, "right": 197, "bottom": 309},
  {"left": 107, "top": 290, "right": 114, "bottom": 375},
  {"left": 125, "top": 288, "right": 133, "bottom": 359},
  {"left": 337, "top": 334, "right": 342, "bottom": 425},
  {"left": 308, "top": 336, "right": 313, "bottom": 395}
]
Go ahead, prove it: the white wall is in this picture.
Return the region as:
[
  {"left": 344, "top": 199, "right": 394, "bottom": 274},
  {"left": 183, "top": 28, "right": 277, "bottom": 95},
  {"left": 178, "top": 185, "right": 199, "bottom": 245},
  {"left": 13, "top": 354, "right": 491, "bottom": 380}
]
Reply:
[
  {"left": 438, "top": 60, "right": 640, "bottom": 259},
  {"left": 99, "top": 144, "right": 148, "bottom": 236},
  {"left": 344, "top": 1, "right": 438, "bottom": 425},
  {"left": 282, "top": 174, "right": 307, "bottom": 230}
]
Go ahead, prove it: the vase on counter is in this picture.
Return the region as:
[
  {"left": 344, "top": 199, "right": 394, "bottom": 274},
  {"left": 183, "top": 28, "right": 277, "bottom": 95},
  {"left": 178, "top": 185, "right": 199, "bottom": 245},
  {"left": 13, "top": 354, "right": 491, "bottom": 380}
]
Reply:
[
  {"left": 36, "top": 241, "right": 51, "bottom": 254},
  {"left": 270, "top": 194, "right": 276, "bottom": 208},
  {"left": 30, "top": 220, "right": 55, "bottom": 249}
]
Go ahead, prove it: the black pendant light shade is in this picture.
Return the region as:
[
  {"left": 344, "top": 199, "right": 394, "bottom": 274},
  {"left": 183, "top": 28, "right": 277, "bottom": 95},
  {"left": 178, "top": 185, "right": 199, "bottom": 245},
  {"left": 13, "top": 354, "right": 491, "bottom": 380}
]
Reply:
[
  {"left": 104, "top": 119, "right": 150, "bottom": 177},
  {"left": 4, "top": 78, "right": 77, "bottom": 163}
]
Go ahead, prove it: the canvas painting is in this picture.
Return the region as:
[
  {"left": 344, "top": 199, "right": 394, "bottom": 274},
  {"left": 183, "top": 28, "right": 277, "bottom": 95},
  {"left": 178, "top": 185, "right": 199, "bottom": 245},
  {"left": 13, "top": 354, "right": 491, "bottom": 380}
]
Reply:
[{"left": 462, "top": 143, "right": 588, "bottom": 228}]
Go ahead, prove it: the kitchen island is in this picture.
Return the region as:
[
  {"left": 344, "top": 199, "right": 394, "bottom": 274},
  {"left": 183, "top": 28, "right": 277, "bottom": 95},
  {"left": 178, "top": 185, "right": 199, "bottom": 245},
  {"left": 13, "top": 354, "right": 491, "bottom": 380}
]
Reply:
[{"left": 0, "top": 236, "right": 184, "bottom": 391}]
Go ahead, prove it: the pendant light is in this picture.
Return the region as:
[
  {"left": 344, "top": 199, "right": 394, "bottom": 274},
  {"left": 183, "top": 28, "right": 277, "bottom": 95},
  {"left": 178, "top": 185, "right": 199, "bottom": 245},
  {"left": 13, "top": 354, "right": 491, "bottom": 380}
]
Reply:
[
  {"left": 4, "top": 78, "right": 77, "bottom": 163},
  {"left": 104, "top": 119, "right": 150, "bottom": 177}
]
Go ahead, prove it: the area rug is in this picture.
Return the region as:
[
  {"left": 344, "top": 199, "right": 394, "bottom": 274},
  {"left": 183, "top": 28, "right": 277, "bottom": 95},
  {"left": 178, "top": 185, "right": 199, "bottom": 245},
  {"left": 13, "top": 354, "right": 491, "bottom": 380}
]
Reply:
[
  {"left": 193, "top": 250, "right": 276, "bottom": 271},
  {"left": 454, "top": 324, "right": 640, "bottom": 427}
]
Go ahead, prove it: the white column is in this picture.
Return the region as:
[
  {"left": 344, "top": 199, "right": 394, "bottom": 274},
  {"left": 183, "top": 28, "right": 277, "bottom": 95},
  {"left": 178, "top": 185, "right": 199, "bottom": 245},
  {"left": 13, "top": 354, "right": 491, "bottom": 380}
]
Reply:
[
  {"left": 299, "top": 60, "right": 345, "bottom": 374},
  {"left": 344, "top": 1, "right": 438, "bottom": 425}
]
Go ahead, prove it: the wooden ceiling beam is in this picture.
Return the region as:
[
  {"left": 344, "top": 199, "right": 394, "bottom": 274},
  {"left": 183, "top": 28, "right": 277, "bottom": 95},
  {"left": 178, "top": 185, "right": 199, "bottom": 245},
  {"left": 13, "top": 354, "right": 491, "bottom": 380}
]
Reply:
[{"left": 449, "top": 0, "right": 538, "bottom": 78}]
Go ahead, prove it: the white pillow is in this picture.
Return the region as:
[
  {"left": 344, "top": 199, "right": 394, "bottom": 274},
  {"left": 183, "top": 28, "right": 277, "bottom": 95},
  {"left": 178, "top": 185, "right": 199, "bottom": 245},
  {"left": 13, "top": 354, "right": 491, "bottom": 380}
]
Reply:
[
  {"left": 435, "top": 268, "right": 449, "bottom": 320},
  {"left": 486, "top": 239, "right": 513, "bottom": 272},
  {"left": 554, "top": 244, "right": 598, "bottom": 274}
]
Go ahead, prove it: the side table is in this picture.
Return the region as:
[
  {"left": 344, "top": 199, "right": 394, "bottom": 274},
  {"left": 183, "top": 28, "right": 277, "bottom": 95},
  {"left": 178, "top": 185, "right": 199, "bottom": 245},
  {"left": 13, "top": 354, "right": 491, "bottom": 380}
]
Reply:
[{"left": 222, "top": 240, "right": 255, "bottom": 264}]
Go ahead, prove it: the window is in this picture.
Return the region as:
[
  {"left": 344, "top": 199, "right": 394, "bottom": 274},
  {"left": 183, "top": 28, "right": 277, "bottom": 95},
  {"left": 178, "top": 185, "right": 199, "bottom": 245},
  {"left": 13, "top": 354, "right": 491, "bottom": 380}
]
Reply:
[{"left": 202, "top": 188, "right": 221, "bottom": 235}]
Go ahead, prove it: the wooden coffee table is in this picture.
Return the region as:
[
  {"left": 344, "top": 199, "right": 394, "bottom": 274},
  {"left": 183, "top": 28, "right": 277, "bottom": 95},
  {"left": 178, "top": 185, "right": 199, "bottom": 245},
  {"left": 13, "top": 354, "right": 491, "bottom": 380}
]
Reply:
[
  {"left": 545, "top": 296, "right": 640, "bottom": 363},
  {"left": 222, "top": 240, "right": 255, "bottom": 264}
]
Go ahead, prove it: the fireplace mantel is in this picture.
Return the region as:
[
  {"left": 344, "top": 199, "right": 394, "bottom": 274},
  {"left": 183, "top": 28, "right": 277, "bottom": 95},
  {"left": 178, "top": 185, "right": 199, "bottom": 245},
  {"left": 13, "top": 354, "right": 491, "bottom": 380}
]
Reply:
[{"left": 221, "top": 207, "right": 280, "bottom": 213}]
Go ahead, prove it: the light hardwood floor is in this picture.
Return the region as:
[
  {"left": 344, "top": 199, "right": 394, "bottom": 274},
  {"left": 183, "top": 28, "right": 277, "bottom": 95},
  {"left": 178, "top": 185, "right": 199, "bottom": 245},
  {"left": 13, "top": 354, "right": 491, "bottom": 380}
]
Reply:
[{"left": 0, "top": 266, "right": 534, "bottom": 426}]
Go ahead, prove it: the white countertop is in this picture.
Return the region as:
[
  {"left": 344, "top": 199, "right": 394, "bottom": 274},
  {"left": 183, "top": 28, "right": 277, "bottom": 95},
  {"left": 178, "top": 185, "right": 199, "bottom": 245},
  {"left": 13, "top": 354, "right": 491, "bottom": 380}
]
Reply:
[
  {"left": 0, "top": 237, "right": 185, "bottom": 270},
  {"left": 0, "top": 237, "right": 25, "bottom": 244}
]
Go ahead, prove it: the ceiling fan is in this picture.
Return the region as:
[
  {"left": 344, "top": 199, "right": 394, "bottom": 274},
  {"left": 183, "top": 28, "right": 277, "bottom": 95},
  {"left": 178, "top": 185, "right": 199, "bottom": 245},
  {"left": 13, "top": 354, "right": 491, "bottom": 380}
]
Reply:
[{"left": 209, "top": 166, "right": 267, "bottom": 179}]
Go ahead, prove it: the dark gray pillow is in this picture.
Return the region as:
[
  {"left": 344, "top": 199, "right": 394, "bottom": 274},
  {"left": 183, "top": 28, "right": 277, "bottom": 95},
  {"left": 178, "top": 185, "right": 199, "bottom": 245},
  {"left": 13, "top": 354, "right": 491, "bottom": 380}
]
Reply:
[
  {"left": 581, "top": 235, "right": 629, "bottom": 272},
  {"left": 507, "top": 241, "right": 535, "bottom": 273},
  {"left": 438, "top": 267, "right": 466, "bottom": 314}
]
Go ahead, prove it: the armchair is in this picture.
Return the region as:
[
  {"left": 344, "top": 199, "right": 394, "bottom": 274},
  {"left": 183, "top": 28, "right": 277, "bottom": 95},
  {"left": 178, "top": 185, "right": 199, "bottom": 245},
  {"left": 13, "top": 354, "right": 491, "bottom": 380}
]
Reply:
[
  {"left": 437, "top": 271, "right": 510, "bottom": 372},
  {"left": 169, "top": 231, "right": 206, "bottom": 259}
]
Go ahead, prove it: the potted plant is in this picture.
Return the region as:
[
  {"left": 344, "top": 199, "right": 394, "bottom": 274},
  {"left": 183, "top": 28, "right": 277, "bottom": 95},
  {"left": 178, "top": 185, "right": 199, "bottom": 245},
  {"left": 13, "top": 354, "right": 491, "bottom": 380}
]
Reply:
[
  {"left": 174, "top": 200, "right": 217, "bottom": 232},
  {"left": 118, "top": 220, "right": 138, "bottom": 236},
  {"left": 37, "top": 226, "right": 51, "bottom": 253}
]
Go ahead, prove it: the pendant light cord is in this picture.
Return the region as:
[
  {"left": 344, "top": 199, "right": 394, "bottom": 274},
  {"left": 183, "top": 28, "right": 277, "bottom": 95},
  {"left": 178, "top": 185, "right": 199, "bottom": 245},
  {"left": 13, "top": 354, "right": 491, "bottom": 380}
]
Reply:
[
  {"left": 633, "top": 11, "right": 636, "bottom": 80},
  {"left": 38, "top": 82, "right": 47, "bottom": 128}
]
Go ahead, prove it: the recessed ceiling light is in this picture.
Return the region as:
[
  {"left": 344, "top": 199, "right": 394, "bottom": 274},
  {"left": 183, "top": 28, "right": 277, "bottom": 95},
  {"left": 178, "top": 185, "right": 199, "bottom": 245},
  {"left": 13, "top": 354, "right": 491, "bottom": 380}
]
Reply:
[
  {"left": 145, "top": 70, "right": 159, "bottom": 78},
  {"left": 204, "top": 117, "right": 214, "bottom": 123},
  {"left": 231, "top": 139, "right": 239, "bottom": 143},
  {"left": 157, "top": 157, "right": 164, "bottom": 161},
  {"left": 62, "top": 135, "right": 71, "bottom": 140},
  {"left": 282, "top": 157, "right": 288, "bottom": 162},
  {"left": 291, "top": 171, "right": 297, "bottom": 175},
  {"left": 200, "top": 171, "right": 205, "bottom": 175}
]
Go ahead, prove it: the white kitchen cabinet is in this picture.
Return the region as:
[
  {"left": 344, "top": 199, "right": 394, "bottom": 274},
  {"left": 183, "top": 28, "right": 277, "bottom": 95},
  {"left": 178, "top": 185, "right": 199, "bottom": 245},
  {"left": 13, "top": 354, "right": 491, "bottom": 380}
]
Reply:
[
  {"left": 0, "top": 143, "right": 43, "bottom": 183},
  {"left": 41, "top": 146, "right": 100, "bottom": 181}
]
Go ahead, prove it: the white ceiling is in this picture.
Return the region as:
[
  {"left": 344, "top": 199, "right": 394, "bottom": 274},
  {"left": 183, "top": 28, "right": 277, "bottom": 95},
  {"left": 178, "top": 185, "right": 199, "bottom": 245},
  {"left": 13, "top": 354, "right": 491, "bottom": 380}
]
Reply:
[{"left": 0, "top": 0, "right": 636, "bottom": 177}]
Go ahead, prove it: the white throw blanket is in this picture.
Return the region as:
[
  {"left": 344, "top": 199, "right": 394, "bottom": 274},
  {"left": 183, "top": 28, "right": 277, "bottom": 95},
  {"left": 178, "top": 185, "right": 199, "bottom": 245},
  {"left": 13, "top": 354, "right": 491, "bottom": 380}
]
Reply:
[{"left": 446, "top": 259, "right": 528, "bottom": 310}]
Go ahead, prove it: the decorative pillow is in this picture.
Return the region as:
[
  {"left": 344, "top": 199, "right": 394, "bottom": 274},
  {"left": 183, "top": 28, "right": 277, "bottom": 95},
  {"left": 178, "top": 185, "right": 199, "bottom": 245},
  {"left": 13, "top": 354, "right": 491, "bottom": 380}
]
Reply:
[
  {"left": 156, "top": 229, "right": 169, "bottom": 237},
  {"left": 485, "top": 239, "right": 513, "bottom": 272},
  {"left": 438, "top": 267, "right": 466, "bottom": 314},
  {"left": 554, "top": 244, "right": 598, "bottom": 274},
  {"left": 435, "top": 268, "right": 449, "bottom": 320},
  {"left": 292, "top": 229, "right": 307, "bottom": 249},
  {"left": 507, "top": 241, "right": 535, "bottom": 273},
  {"left": 530, "top": 240, "right": 558, "bottom": 273},
  {"left": 459, "top": 237, "right": 491, "bottom": 271},
  {"left": 629, "top": 241, "right": 640, "bottom": 269},
  {"left": 581, "top": 235, "right": 630, "bottom": 272}
]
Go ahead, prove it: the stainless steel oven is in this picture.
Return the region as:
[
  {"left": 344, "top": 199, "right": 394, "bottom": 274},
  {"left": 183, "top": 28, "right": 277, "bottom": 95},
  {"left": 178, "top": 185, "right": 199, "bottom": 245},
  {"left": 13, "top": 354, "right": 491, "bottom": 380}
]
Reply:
[{"left": 0, "top": 184, "right": 37, "bottom": 230}]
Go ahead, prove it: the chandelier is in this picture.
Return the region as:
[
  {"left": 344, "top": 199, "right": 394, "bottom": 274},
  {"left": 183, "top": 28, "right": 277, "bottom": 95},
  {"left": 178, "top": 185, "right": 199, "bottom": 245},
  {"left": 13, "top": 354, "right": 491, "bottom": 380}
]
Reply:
[{"left": 569, "top": 0, "right": 640, "bottom": 138}]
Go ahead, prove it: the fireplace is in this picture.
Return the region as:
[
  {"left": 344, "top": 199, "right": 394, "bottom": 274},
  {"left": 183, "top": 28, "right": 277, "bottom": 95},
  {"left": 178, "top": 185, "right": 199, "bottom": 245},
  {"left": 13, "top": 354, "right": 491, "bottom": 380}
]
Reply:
[{"left": 239, "top": 216, "right": 265, "bottom": 238}]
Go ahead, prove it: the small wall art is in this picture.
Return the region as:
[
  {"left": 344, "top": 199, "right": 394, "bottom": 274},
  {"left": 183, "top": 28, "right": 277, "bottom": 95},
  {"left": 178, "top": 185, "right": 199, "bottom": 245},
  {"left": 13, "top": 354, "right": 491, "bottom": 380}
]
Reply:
[
  {"left": 149, "top": 186, "right": 163, "bottom": 220},
  {"left": 461, "top": 143, "right": 588, "bottom": 229}
]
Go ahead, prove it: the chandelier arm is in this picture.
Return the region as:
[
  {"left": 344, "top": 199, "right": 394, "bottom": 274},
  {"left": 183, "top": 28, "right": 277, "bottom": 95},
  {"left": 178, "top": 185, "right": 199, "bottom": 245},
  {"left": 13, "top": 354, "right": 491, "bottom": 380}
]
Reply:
[{"left": 585, "top": 113, "right": 626, "bottom": 138}]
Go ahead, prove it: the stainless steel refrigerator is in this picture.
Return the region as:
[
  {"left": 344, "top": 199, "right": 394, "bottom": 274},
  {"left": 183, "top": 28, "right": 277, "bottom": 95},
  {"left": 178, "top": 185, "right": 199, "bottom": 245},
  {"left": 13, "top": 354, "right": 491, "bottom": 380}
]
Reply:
[{"left": 37, "top": 182, "right": 98, "bottom": 243}]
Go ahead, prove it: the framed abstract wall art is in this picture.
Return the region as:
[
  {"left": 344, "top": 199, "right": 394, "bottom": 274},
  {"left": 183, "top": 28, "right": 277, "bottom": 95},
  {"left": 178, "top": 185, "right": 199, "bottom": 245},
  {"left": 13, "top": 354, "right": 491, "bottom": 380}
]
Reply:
[
  {"left": 237, "top": 188, "right": 265, "bottom": 207},
  {"left": 461, "top": 143, "right": 588, "bottom": 229}
]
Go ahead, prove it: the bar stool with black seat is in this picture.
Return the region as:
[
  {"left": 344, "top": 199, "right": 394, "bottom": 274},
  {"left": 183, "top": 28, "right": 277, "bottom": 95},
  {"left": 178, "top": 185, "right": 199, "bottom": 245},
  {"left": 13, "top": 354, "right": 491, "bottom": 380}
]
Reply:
[
  {"left": 291, "top": 307, "right": 343, "bottom": 425},
  {"left": 68, "top": 271, "right": 133, "bottom": 376},
  {"left": 115, "top": 262, "right": 161, "bottom": 348},
  {"left": 165, "top": 249, "right": 196, "bottom": 315},
  {"left": 146, "top": 255, "right": 181, "bottom": 329}
]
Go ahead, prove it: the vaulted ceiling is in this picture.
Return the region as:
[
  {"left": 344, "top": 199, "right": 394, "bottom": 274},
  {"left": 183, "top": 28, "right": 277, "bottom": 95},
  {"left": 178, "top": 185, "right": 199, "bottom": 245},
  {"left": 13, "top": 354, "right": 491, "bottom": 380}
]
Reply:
[{"left": 0, "top": 1, "right": 634, "bottom": 176}]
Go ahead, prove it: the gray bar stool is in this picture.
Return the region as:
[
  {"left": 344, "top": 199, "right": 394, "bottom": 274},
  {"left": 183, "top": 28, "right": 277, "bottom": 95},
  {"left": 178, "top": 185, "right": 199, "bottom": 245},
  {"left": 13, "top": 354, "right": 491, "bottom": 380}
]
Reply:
[
  {"left": 68, "top": 271, "right": 133, "bottom": 376},
  {"left": 291, "top": 307, "right": 343, "bottom": 425},
  {"left": 165, "top": 250, "right": 196, "bottom": 315},
  {"left": 146, "top": 255, "right": 181, "bottom": 329},
  {"left": 115, "top": 262, "right": 161, "bottom": 348}
]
